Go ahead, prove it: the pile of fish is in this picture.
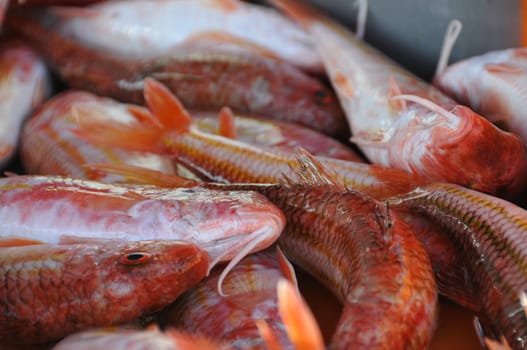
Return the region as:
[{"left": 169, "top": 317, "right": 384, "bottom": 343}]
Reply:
[{"left": 0, "top": 0, "right": 526, "bottom": 349}]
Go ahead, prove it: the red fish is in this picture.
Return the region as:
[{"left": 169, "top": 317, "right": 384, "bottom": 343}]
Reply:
[
  {"left": 434, "top": 48, "right": 527, "bottom": 147},
  {"left": 6, "top": 11, "right": 348, "bottom": 140},
  {"left": 21, "top": 90, "right": 177, "bottom": 182},
  {"left": 77, "top": 78, "right": 477, "bottom": 310},
  {"left": 163, "top": 248, "right": 297, "bottom": 349},
  {"left": 0, "top": 175, "right": 285, "bottom": 284},
  {"left": 268, "top": 0, "right": 526, "bottom": 197},
  {"left": 90, "top": 155, "right": 439, "bottom": 349},
  {"left": 0, "top": 239, "right": 210, "bottom": 345},
  {"left": 390, "top": 182, "right": 527, "bottom": 349},
  {"left": 0, "top": 40, "right": 50, "bottom": 169}
]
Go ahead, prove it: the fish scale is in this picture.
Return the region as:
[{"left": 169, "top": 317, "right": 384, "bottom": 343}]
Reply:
[
  {"left": 391, "top": 182, "right": 527, "bottom": 349},
  {"left": 204, "top": 181, "right": 438, "bottom": 350}
]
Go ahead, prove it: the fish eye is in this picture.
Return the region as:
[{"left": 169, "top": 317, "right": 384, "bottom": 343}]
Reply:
[
  {"left": 119, "top": 252, "right": 151, "bottom": 265},
  {"left": 314, "top": 89, "right": 327, "bottom": 98}
]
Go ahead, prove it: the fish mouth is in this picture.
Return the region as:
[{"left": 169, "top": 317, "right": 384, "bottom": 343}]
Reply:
[{"left": 200, "top": 210, "right": 284, "bottom": 296}]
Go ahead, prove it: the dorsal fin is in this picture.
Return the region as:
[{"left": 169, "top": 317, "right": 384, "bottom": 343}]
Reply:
[
  {"left": 143, "top": 78, "right": 193, "bottom": 132},
  {"left": 218, "top": 106, "right": 237, "bottom": 139},
  {"left": 285, "top": 148, "right": 346, "bottom": 190}
]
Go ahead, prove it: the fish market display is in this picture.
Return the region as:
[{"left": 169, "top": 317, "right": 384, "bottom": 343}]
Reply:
[
  {"left": 0, "top": 239, "right": 210, "bottom": 344},
  {"left": 268, "top": 0, "right": 526, "bottom": 197},
  {"left": 0, "top": 40, "right": 50, "bottom": 169},
  {"left": 0, "top": 0, "right": 522, "bottom": 348},
  {"left": 434, "top": 48, "right": 527, "bottom": 146},
  {"left": 79, "top": 78, "right": 477, "bottom": 310}
]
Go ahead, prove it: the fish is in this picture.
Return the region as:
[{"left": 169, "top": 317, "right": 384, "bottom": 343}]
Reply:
[
  {"left": 162, "top": 248, "right": 298, "bottom": 349},
  {"left": 223, "top": 156, "right": 439, "bottom": 349},
  {"left": 0, "top": 175, "right": 285, "bottom": 283},
  {"left": 78, "top": 78, "right": 477, "bottom": 310},
  {"left": 388, "top": 182, "right": 527, "bottom": 349},
  {"left": 0, "top": 239, "right": 210, "bottom": 345},
  {"left": 6, "top": 11, "right": 348, "bottom": 140},
  {"left": 20, "top": 90, "right": 178, "bottom": 183},
  {"left": 193, "top": 107, "right": 364, "bottom": 162},
  {"left": 267, "top": 0, "right": 526, "bottom": 197},
  {"left": 434, "top": 48, "right": 527, "bottom": 146},
  {"left": 0, "top": 39, "right": 51, "bottom": 169},
  {"left": 53, "top": 0, "right": 322, "bottom": 73},
  {"left": 52, "top": 325, "right": 224, "bottom": 350},
  {"left": 90, "top": 155, "right": 439, "bottom": 349}
]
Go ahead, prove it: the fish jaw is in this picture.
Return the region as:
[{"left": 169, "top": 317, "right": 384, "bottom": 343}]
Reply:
[{"left": 196, "top": 196, "right": 285, "bottom": 264}]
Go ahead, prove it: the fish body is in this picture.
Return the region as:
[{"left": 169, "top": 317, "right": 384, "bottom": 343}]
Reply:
[
  {"left": 55, "top": 0, "right": 322, "bottom": 72},
  {"left": 98, "top": 155, "right": 438, "bottom": 349},
  {"left": 391, "top": 182, "right": 527, "bottom": 349},
  {"left": 78, "top": 78, "right": 476, "bottom": 309},
  {"left": 0, "top": 40, "right": 50, "bottom": 168},
  {"left": 193, "top": 110, "right": 363, "bottom": 162},
  {"left": 7, "top": 11, "right": 347, "bottom": 139},
  {"left": 21, "top": 90, "right": 177, "bottom": 182},
  {"left": 0, "top": 239, "right": 210, "bottom": 344},
  {"left": 0, "top": 175, "right": 285, "bottom": 266},
  {"left": 232, "top": 180, "right": 438, "bottom": 349},
  {"left": 434, "top": 48, "right": 527, "bottom": 146},
  {"left": 52, "top": 326, "right": 224, "bottom": 350},
  {"left": 268, "top": 0, "right": 525, "bottom": 196},
  {"left": 164, "top": 249, "right": 294, "bottom": 349}
]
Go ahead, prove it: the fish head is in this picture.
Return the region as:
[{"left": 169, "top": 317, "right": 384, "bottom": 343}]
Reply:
[
  {"left": 420, "top": 104, "right": 526, "bottom": 195},
  {"left": 100, "top": 240, "right": 210, "bottom": 314}
]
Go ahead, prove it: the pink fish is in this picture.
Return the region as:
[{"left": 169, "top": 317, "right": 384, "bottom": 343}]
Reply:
[
  {"left": 0, "top": 175, "right": 285, "bottom": 283},
  {"left": 54, "top": 0, "right": 322, "bottom": 72},
  {"left": 434, "top": 48, "right": 527, "bottom": 146}
]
